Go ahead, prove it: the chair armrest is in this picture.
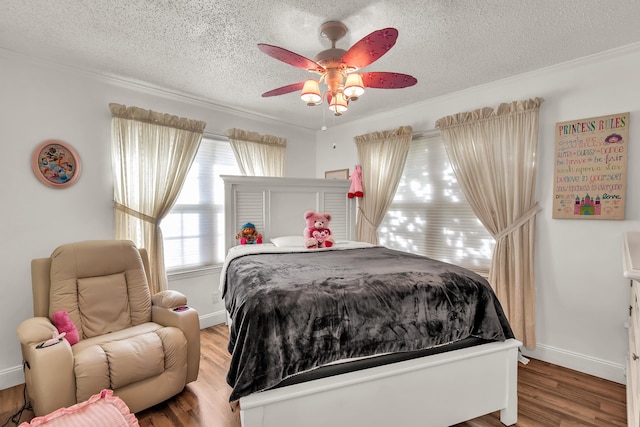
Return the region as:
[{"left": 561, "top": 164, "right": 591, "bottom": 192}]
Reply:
[
  {"left": 152, "top": 305, "right": 200, "bottom": 383},
  {"left": 151, "top": 290, "right": 187, "bottom": 309},
  {"left": 18, "top": 319, "right": 76, "bottom": 416},
  {"left": 17, "top": 317, "right": 57, "bottom": 345}
]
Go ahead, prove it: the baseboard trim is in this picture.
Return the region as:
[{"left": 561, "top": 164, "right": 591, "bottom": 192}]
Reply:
[
  {"left": 522, "top": 343, "right": 625, "bottom": 384},
  {"left": 199, "top": 310, "right": 227, "bottom": 329},
  {"left": 0, "top": 365, "right": 25, "bottom": 391}
]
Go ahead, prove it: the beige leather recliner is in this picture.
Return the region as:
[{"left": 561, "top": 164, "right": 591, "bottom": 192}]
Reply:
[{"left": 16, "top": 240, "right": 200, "bottom": 416}]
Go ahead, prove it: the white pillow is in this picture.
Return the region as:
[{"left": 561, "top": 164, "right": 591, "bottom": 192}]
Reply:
[{"left": 271, "top": 236, "right": 304, "bottom": 247}]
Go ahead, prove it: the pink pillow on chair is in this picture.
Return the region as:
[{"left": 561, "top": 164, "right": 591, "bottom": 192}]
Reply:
[{"left": 51, "top": 311, "right": 79, "bottom": 346}]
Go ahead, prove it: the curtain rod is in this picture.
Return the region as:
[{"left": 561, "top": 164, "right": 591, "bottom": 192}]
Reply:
[
  {"left": 203, "top": 131, "right": 227, "bottom": 140},
  {"left": 204, "top": 128, "right": 438, "bottom": 141},
  {"left": 412, "top": 129, "right": 439, "bottom": 139}
]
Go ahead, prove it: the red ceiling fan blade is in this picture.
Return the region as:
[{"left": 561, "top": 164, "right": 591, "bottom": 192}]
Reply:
[
  {"left": 261, "top": 82, "right": 306, "bottom": 97},
  {"left": 341, "top": 28, "right": 398, "bottom": 70},
  {"left": 258, "top": 44, "right": 324, "bottom": 72},
  {"left": 361, "top": 72, "right": 417, "bottom": 89}
]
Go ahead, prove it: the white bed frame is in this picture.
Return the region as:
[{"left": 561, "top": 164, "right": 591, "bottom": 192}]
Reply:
[{"left": 222, "top": 175, "right": 521, "bottom": 427}]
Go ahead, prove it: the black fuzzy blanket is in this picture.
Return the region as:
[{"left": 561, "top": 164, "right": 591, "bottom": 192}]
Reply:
[{"left": 223, "top": 245, "right": 514, "bottom": 402}]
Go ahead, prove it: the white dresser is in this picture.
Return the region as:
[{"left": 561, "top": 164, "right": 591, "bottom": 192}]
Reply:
[{"left": 623, "top": 232, "right": 640, "bottom": 427}]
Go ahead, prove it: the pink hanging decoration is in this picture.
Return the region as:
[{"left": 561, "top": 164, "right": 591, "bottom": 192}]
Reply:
[{"left": 348, "top": 164, "right": 363, "bottom": 198}]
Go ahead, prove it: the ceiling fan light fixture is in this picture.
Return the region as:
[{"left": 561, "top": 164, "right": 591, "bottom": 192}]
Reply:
[
  {"left": 329, "top": 91, "right": 348, "bottom": 116},
  {"left": 301, "top": 79, "right": 322, "bottom": 105},
  {"left": 259, "top": 22, "right": 417, "bottom": 119},
  {"left": 343, "top": 73, "right": 364, "bottom": 100}
]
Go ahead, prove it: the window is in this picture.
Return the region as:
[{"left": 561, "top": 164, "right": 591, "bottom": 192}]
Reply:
[
  {"left": 161, "top": 137, "right": 240, "bottom": 272},
  {"left": 379, "top": 132, "right": 494, "bottom": 274}
]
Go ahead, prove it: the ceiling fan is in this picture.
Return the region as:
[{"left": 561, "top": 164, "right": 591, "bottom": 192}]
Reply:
[{"left": 258, "top": 21, "right": 418, "bottom": 116}]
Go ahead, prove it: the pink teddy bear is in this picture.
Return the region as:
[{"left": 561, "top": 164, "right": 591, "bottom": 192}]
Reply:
[
  {"left": 303, "top": 210, "right": 335, "bottom": 249},
  {"left": 52, "top": 310, "right": 79, "bottom": 345}
]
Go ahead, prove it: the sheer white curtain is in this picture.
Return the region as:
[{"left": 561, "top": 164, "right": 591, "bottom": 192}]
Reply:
[
  {"left": 354, "top": 126, "right": 412, "bottom": 244},
  {"left": 110, "top": 103, "right": 206, "bottom": 294},
  {"left": 435, "top": 98, "right": 543, "bottom": 348},
  {"left": 225, "top": 128, "right": 286, "bottom": 176}
]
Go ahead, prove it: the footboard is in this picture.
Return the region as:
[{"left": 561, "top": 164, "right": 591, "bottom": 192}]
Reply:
[{"left": 239, "top": 338, "right": 521, "bottom": 427}]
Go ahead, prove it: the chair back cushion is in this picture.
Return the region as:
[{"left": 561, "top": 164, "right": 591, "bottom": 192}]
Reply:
[{"left": 48, "top": 240, "right": 152, "bottom": 340}]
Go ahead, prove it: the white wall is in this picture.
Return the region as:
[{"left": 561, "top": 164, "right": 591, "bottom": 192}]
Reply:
[
  {"left": 0, "top": 50, "right": 315, "bottom": 389},
  {"left": 3, "top": 42, "right": 639, "bottom": 391},
  {"left": 315, "top": 43, "right": 640, "bottom": 383}
]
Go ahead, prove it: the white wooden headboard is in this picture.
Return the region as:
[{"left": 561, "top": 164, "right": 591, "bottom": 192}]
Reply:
[{"left": 222, "top": 175, "right": 356, "bottom": 252}]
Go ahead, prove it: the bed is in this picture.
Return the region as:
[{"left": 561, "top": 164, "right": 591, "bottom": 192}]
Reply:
[{"left": 221, "top": 175, "right": 521, "bottom": 427}]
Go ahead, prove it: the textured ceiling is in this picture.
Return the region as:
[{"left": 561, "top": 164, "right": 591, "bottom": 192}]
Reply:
[{"left": 2, "top": 1, "right": 640, "bottom": 131}]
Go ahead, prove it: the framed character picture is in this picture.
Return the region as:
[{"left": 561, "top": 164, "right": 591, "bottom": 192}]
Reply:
[
  {"left": 325, "top": 168, "right": 349, "bottom": 180},
  {"left": 31, "top": 140, "right": 81, "bottom": 188}
]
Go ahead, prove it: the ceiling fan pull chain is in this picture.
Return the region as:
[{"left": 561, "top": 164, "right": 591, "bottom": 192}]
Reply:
[{"left": 321, "top": 103, "right": 327, "bottom": 131}]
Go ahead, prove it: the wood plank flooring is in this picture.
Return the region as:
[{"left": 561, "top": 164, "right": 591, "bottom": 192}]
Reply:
[{"left": 0, "top": 324, "right": 627, "bottom": 426}]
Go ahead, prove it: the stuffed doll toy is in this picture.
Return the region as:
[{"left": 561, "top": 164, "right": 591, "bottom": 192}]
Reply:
[
  {"left": 235, "top": 222, "right": 263, "bottom": 245},
  {"left": 348, "top": 164, "right": 363, "bottom": 198},
  {"left": 52, "top": 310, "right": 79, "bottom": 345},
  {"left": 303, "top": 210, "right": 335, "bottom": 249}
]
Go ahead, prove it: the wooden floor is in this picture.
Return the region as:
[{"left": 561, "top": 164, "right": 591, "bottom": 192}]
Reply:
[{"left": 0, "top": 324, "right": 627, "bottom": 427}]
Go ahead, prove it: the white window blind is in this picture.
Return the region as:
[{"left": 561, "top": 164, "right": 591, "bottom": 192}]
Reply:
[
  {"left": 379, "top": 132, "right": 495, "bottom": 274},
  {"left": 162, "top": 137, "right": 240, "bottom": 272}
]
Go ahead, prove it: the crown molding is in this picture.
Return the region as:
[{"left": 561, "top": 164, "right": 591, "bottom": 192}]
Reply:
[
  {"left": 4, "top": 41, "right": 639, "bottom": 135},
  {"left": 408, "top": 41, "right": 640, "bottom": 111},
  {"left": 0, "top": 47, "right": 316, "bottom": 133}
]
